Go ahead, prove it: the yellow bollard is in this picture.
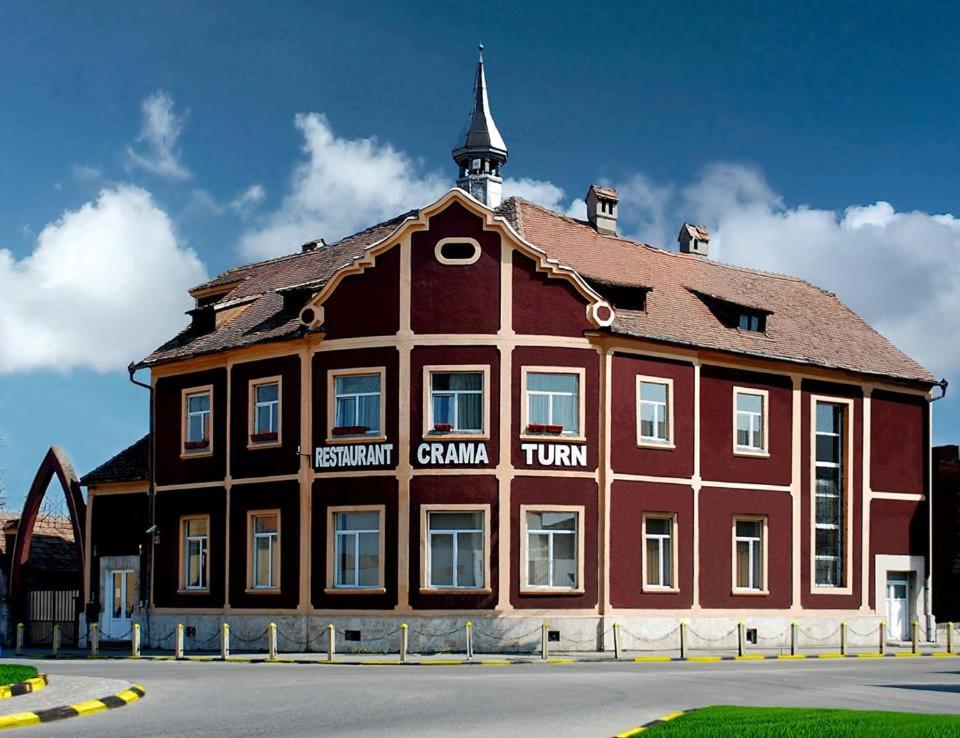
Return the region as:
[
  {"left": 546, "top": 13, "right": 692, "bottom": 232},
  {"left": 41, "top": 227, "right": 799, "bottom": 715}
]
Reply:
[
  {"left": 90, "top": 623, "right": 99, "bottom": 657},
  {"left": 327, "top": 624, "right": 335, "bottom": 662},
  {"left": 465, "top": 621, "right": 473, "bottom": 661},
  {"left": 268, "top": 623, "right": 277, "bottom": 660},
  {"left": 948, "top": 623, "right": 954, "bottom": 654},
  {"left": 400, "top": 623, "right": 408, "bottom": 663},
  {"left": 737, "top": 621, "right": 745, "bottom": 657},
  {"left": 175, "top": 623, "right": 184, "bottom": 659},
  {"left": 613, "top": 623, "right": 622, "bottom": 660},
  {"left": 679, "top": 620, "right": 687, "bottom": 660},
  {"left": 879, "top": 621, "right": 885, "bottom": 655},
  {"left": 790, "top": 620, "right": 798, "bottom": 656},
  {"left": 541, "top": 622, "right": 550, "bottom": 660},
  {"left": 912, "top": 621, "right": 919, "bottom": 655},
  {"left": 52, "top": 624, "right": 61, "bottom": 657},
  {"left": 132, "top": 623, "right": 141, "bottom": 657},
  {"left": 840, "top": 621, "right": 847, "bottom": 656},
  {"left": 15, "top": 624, "right": 23, "bottom": 656},
  {"left": 221, "top": 623, "right": 230, "bottom": 660}
]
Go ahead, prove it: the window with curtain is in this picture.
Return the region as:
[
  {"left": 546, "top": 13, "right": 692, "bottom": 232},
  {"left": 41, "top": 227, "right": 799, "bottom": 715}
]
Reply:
[
  {"left": 735, "top": 519, "right": 763, "bottom": 590},
  {"left": 815, "top": 402, "right": 845, "bottom": 586},
  {"left": 525, "top": 510, "right": 578, "bottom": 589},
  {"left": 526, "top": 372, "right": 579, "bottom": 435},
  {"left": 735, "top": 390, "right": 765, "bottom": 452},
  {"left": 430, "top": 372, "right": 483, "bottom": 433},
  {"left": 644, "top": 516, "right": 673, "bottom": 588},
  {"left": 427, "top": 511, "right": 484, "bottom": 588},
  {"left": 251, "top": 512, "right": 279, "bottom": 589},
  {"left": 183, "top": 517, "right": 208, "bottom": 590},
  {"left": 333, "top": 373, "right": 381, "bottom": 437},
  {"left": 638, "top": 380, "right": 670, "bottom": 444},
  {"left": 253, "top": 382, "right": 279, "bottom": 438},
  {"left": 334, "top": 511, "right": 381, "bottom": 588}
]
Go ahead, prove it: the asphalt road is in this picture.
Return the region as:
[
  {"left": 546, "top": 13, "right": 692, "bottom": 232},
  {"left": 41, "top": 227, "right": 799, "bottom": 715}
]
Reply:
[{"left": 11, "top": 656, "right": 960, "bottom": 736}]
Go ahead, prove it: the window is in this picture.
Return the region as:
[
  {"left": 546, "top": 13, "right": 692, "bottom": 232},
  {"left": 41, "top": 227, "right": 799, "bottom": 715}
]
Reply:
[
  {"left": 329, "top": 369, "right": 384, "bottom": 440},
  {"left": 522, "top": 507, "right": 583, "bottom": 591},
  {"left": 426, "top": 511, "right": 485, "bottom": 589},
  {"left": 249, "top": 378, "right": 281, "bottom": 446},
  {"left": 524, "top": 369, "right": 583, "bottom": 437},
  {"left": 734, "top": 388, "right": 768, "bottom": 454},
  {"left": 643, "top": 515, "right": 675, "bottom": 590},
  {"left": 332, "top": 509, "right": 382, "bottom": 589},
  {"left": 435, "top": 237, "right": 481, "bottom": 265},
  {"left": 815, "top": 401, "right": 846, "bottom": 588},
  {"left": 637, "top": 377, "right": 672, "bottom": 446},
  {"left": 181, "top": 516, "right": 209, "bottom": 591},
  {"left": 249, "top": 511, "right": 280, "bottom": 591},
  {"left": 428, "top": 370, "right": 484, "bottom": 435},
  {"left": 734, "top": 518, "right": 765, "bottom": 592},
  {"left": 738, "top": 312, "right": 763, "bottom": 332},
  {"left": 182, "top": 387, "right": 213, "bottom": 455}
]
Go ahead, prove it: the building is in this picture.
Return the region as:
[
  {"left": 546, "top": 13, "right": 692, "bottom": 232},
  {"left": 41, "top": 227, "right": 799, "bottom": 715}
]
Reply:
[
  {"left": 933, "top": 445, "right": 959, "bottom": 622},
  {"left": 80, "top": 52, "right": 938, "bottom": 652}
]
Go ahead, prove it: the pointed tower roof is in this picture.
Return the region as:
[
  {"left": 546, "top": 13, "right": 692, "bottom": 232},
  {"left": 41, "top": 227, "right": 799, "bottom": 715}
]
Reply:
[{"left": 452, "top": 46, "right": 508, "bottom": 165}]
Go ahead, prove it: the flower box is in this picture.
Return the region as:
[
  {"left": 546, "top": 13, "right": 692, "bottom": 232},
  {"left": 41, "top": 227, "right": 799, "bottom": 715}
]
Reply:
[
  {"left": 184, "top": 439, "right": 210, "bottom": 450},
  {"left": 526, "top": 424, "right": 564, "bottom": 435},
  {"left": 432, "top": 423, "right": 453, "bottom": 433},
  {"left": 250, "top": 431, "right": 278, "bottom": 443},
  {"left": 332, "top": 425, "right": 368, "bottom": 436}
]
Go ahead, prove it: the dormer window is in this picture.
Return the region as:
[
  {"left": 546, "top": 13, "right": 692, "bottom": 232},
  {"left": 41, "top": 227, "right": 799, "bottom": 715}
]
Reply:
[
  {"left": 738, "top": 312, "right": 765, "bottom": 332},
  {"left": 689, "top": 289, "right": 771, "bottom": 335}
]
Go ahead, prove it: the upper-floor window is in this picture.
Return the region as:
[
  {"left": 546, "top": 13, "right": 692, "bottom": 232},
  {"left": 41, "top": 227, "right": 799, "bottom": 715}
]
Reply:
[
  {"left": 250, "top": 378, "right": 281, "bottom": 446},
  {"left": 181, "top": 515, "right": 209, "bottom": 591},
  {"left": 329, "top": 368, "right": 384, "bottom": 440},
  {"left": 738, "top": 312, "right": 764, "bottom": 332},
  {"left": 428, "top": 370, "right": 484, "bottom": 435},
  {"left": 182, "top": 387, "right": 213, "bottom": 456},
  {"left": 734, "top": 388, "right": 768, "bottom": 455},
  {"left": 733, "top": 517, "right": 766, "bottom": 592},
  {"left": 249, "top": 511, "right": 280, "bottom": 591},
  {"left": 523, "top": 369, "right": 582, "bottom": 437},
  {"left": 637, "top": 377, "right": 673, "bottom": 446},
  {"left": 814, "top": 401, "right": 846, "bottom": 588}
]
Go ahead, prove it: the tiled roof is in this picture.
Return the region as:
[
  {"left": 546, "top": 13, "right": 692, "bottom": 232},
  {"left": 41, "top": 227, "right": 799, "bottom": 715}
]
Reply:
[
  {"left": 138, "top": 191, "right": 933, "bottom": 385},
  {"left": 80, "top": 434, "right": 150, "bottom": 486},
  {"left": 1, "top": 515, "right": 78, "bottom": 571},
  {"left": 588, "top": 185, "right": 618, "bottom": 201}
]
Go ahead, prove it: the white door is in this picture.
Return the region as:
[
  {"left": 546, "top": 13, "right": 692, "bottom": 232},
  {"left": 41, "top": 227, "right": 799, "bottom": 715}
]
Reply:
[
  {"left": 104, "top": 569, "right": 135, "bottom": 640},
  {"left": 886, "top": 575, "right": 910, "bottom": 642}
]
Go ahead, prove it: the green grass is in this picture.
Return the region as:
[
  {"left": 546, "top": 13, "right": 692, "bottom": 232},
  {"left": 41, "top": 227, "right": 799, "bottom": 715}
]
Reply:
[
  {"left": 0, "top": 664, "right": 38, "bottom": 686},
  {"left": 644, "top": 706, "right": 960, "bottom": 737}
]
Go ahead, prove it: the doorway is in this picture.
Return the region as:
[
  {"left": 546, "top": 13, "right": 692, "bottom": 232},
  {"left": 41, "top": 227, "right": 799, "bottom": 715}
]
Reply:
[
  {"left": 103, "top": 569, "right": 135, "bottom": 640},
  {"left": 885, "top": 573, "right": 910, "bottom": 641}
]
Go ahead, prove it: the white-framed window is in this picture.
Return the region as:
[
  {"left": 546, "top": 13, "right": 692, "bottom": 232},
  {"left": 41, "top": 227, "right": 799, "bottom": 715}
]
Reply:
[
  {"left": 251, "top": 379, "right": 280, "bottom": 442},
  {"left": 426, "top": 511, "right": 485, "bottom": 589},
  {"left": 181, "top": 516, "right": 209, "bottom": 591},
  {"left": 523, "top": 368, "right": 583, "bottom": 437},
  {"left": 333, "top": 509, "right": 382, "bottom": 589},
  {"left": 249, "top": 511, "right": 280, "bottom": 590},
  {"left": 637, "top": 377, "right": 672, "bottom": 446},
  {"left": 329, "top": 368, "right": 384, "bottom": 440},
  {"left": 734, "top": 388, "right": 768, "bottom": 454},
  {"left": 429, "top": 371, "right": 484, "bottom": 434},
  {"left": 523, "top": 508, "right": 582, "bottom": 591},
  {"left": 643, "top": 515, "right": 675, "bottom": 589},
  {"left": 734, "top": 518, "right": 765, "bottom": 592},
  {"left": 182, "top": 386, "right": 213, "bottom": 455},
  {"left": 815, "top": 401, "right": 845, "bottom": 587}
]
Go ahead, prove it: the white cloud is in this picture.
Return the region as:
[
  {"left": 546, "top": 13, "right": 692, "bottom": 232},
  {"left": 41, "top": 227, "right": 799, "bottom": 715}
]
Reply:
[
  {"left": 239, "top": 114, "right": 448, "bottom": 260},
  {"left": 71, "top": 165, "right": 103, "bottom": 183},
  {"left": 187, "top": 184, "right": 266, "bottom": 218},
  {"left": 229, "top": 184, "right": 265, "bottom": 214},
  {"left": 0, "top": 186, "right": 206, "bottom": 373},
  {"left": 125, "top": 91, "right": 191, "bottom": 180}
]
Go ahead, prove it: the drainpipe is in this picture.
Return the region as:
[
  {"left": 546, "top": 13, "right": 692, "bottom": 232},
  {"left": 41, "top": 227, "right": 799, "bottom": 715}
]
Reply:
[
  {"left": 128, "top": 362, "right": 155, "bottom": 646},
  {"left": 927, "top": 379, "right": 948, "bottom": 641}
]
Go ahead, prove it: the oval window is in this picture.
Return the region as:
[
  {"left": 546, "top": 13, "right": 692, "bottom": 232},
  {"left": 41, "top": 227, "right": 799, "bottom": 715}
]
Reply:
[{"left": 435, "top": 238, "right": 481, "bottom": 265}]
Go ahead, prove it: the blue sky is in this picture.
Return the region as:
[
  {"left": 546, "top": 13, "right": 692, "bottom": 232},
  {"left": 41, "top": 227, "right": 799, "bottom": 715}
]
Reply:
[{"left": 1, "top": 1, "right": 959, "bottom": 506}]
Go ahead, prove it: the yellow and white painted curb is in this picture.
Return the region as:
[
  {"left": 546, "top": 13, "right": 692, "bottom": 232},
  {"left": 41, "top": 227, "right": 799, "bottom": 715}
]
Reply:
[
  {"left": 0, "top": 684, "right": 144, "bottom": 730},
  {"left": 615, "top": 708, "right": 694, "bottom": 736},
  {"left": 0, "top": 675, "right": 46, "bottom": 700}
]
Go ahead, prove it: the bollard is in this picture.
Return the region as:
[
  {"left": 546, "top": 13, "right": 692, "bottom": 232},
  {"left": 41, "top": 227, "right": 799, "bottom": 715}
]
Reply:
[
  {"left": 175, "top": 623, "right": 185, "bottom": 659},
  {"left": 613, "top": 622, "right": 622, "bottom": 661},
  {"left": 221, "top": 623, "right": 230, "bottom": 660},
  {"left": 52, "top": 624, "right": 61, "bottom": 657},
  {"left": 90, "top": 623, "right": 99, "bottom": 657},
  {"left": 948, "top": 623, "right": 954, "bottom": 654},
  {"left": 132, "top": 623, "right": 141, "bottom": 658},
  {"left": 737, "top": 621, "right": 745, "bottom": 657},
  {"left": 327, "top": 624, "right": 335, "bottom": 662},
  {"left": 879, "top": 621, "right": 886, "bottom": 655},
  {"left": 679, "top": 620, "right": 687, "bottom": 660},
  {"left": 466, "top": 621, "right": 473, "bottom": 661},
  {"left": 912, "top": 620, "right": 919, "bottom": 655},
  {"left": 268, "top": 623, "right": 277, "bottom": 660},
  {"left": 790, "top": 620, "right": 797, "bottom": 656},
  {"left": 541, "top": 623, "right": 549, "bottom": 660},
  {"left": 400, "top": 623, "right": 408, "bottom": 663},
  {"left": 840, "top": 621, "right": 847, "bottom": 656},
  {"left": 15, "top": 624, "right": 23, "bottom": 656}
]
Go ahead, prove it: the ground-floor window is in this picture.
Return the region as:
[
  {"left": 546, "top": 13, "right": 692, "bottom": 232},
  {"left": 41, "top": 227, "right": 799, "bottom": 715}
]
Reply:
[
  {"left": 330, "top": 507, "right": 383, "bottom": 590},
  {"left": 643, "top": 513, "right": 676, "bottom": 590},
  {"left": 521, "top": 506, "right": 583, "bottom": 592},
  {"left": 180, "top": 515, "right": 209, "bottom": 592},
  {"left": 248, "top": 510, "right": 280, "bottom": 591},
  {"left": 422, "top": 506, "right": 489, "bottom": 590},
  {"left": 733, "top": 516, "right": 766, "bottom": 593}
]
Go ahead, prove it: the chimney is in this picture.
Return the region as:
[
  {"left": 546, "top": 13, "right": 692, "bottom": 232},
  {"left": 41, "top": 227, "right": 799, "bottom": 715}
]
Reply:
[
  {"left": 678, "top": 223, "right": 710, "bottom": 257},
  {"left": 301, "top": 238, "right": 326, "bottom": 253},
  {"left": 586, "top": 185, "right": 618, "bottom": 235}
]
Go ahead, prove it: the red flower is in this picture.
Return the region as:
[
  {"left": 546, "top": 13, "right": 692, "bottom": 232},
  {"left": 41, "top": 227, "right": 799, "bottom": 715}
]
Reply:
[{"left": 332, "top": 425, "right": 368, "bottom": 436}]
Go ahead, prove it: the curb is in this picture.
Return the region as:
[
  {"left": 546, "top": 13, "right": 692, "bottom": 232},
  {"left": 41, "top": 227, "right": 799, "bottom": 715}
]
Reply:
[
  {"left": 615, "top": 708, "right": 696, "bottom": 737},
  {"left": 0, "top": 684, "right": 144, "bottom": 730},
  {"left": 0, "top": 675, "right": 47, "bottom": 700}
]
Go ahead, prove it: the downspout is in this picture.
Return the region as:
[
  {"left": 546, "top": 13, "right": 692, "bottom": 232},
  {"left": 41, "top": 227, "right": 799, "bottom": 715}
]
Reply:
[
  {"left": 128, "top": 362, "right": 155, "bottom": 646},
  {"left": 927, "top": 378, "right": 948, "bottom": 641}
]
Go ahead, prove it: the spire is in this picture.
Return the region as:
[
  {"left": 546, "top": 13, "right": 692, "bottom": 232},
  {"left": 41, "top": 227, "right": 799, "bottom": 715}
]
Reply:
[{"left": 452, "top": 45, "right": 507, "bottom": 207}]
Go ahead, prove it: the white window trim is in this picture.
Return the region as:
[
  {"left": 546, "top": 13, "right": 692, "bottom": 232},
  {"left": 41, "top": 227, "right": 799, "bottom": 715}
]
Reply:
[
  {"left": 422, "top": 365, "right": 491, "bottom": 441},
  {"left": 731, "top": 515, "right": 769, "bottom": 595},
  {"left": 635, "top": 375, "right": 675, "bottom": 449},
  {"left": 732, "top": 386, "right": 770, "bottom": 457},
  {"left": 520, "top": 366, "right": 587, "bottom": 442},
  {"left": 641, "top": 513, "right": 679, "bottom": 593},
  {"left": 246, "top": 509, "right": 281, "bottom": 593},
  {"left": 519, "top": 504, "right": 585, "bottom": 594},
  {"left": 181, "top": 385, "right": 214, "bottom": 459},
  {"left": 326, "top": 367, "right": 387, "bottom": 444},
  {"left": 419, "top": 503, "right": 492, "bottom": 594},
  {"left": 179, "top": 514, "right": 210, "bottom": 593},
  {"left": 248, "top": 376, "right": 283, "bottom": 449},
  {"left": 325, "top": 505, "right": 386, "bottom": 594},
  {"left": 434, "top": 237, "right": 482, "bottom": 266},
  {"left": 809, "top": 394, "right": 855, "bottom": 596}
]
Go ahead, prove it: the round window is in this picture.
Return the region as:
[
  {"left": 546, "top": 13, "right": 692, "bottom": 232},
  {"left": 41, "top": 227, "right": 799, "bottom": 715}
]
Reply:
[{"left": 435, "top": 238, "right": 481, "bottom": 265}]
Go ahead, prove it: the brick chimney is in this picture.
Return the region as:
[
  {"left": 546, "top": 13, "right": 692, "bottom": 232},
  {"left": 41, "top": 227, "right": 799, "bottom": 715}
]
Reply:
[
  {"left": 678, "top": 223, "right": 710, "bottom": 257},
  {"left": 586, "top": 185, "right": 618, "bottom": 235}
]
